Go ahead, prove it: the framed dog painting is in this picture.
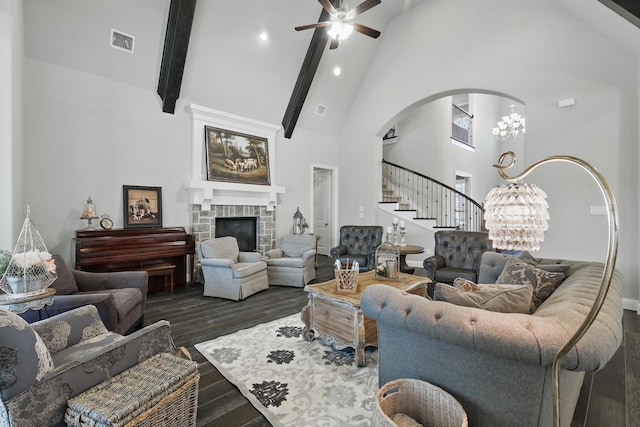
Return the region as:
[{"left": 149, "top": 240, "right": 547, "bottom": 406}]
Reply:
[{"left": 123, "top": 185, "right": 163, "bottom": 229}]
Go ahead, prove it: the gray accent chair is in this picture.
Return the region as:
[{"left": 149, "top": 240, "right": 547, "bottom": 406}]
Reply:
[
  {"left": 422, "top": 230, "right": 494, "bottom": 284},
  {"left": 330, "top": 225, "right": 384, "bottom": 272},
  {"left": 19, "top": 255, "right": 147, "bottom": 335},
  {"left": 0, "top": 304, "right": 176, "bottom": 427},
  {"left": 362, "top": 252, "right": 624, "bottom": 427},
  {"left": 198, "top": 236, "right": 269, "bottom": 301},
  {"left": 265, "top": 234, "right": 317, "bottom": 287}
]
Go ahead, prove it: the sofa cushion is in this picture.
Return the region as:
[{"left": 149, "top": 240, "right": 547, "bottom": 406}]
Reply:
[
  {"left": 496, "top": 258, "right": 565, "bottom": 311},
  {"left": 232, "top": 261, "right": 267, "bottom": 278},
  {"left": 51, "top": 254, "right": 79, "bottom": 295},
  {"left": 267, "top": 257, "right": 306, "bottom": 268},
  {"left": 435, "top": 280, "right": 533, "bottom": 313},
  {"left": 200, "top": 237, "right": 239, "bottom": 261},
  {"left": 0, "top": 308, "right": 54, "bottom": 400}
]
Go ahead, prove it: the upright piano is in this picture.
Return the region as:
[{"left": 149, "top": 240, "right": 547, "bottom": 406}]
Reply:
[{"left": 74, "top": 227, "right": 195, "bottom": 291}]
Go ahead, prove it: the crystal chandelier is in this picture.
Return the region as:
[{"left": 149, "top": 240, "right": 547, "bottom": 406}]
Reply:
[{"left": 492, "top": 104, "right": 526, "bottom": 141}]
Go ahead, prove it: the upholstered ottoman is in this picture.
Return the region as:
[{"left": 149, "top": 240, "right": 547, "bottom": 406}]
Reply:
[{"left": 65, "top": 352, "right": 199, "bottom": 427}]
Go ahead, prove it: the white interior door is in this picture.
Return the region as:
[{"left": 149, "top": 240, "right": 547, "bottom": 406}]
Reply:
[{"left": 313, "top": 168, "right": 333, "bottom": 256}]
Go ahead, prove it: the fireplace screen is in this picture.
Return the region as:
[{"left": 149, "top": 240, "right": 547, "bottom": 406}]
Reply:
[{"left": 215, "top": 217, "right": 258, "bottom": 252}]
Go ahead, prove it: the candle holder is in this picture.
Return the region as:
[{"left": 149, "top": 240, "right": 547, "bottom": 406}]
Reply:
[
  {"left": 392, "top": 223, "right": 399, "bottom": 245},
  {"left": 399, "top": 224, "right": 407, "bottom": 247}
]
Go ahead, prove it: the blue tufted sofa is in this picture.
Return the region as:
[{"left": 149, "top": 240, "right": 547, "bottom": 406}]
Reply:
[
  {"left": 423, "top": 230, "right": 494, "bottom": 284},
  {"left": 362, "top": 251, "right": 624, "bottom": 427},
  {"left": 330, "top": 225, "right": 383, "bottom": 272}
]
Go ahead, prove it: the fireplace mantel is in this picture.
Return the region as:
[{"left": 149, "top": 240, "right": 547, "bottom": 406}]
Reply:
[{"left": 186, "top": 103, "right": 285, "bottom": 210}]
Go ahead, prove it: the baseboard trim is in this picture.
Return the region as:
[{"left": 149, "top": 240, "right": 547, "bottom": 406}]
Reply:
[{"left": 622, "top": 298, "right": 640, "bottom": 313}]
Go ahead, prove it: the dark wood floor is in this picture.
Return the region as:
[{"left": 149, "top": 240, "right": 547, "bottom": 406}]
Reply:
[{"left": 144, "top": 255, "right": 639, "bottom": 427}]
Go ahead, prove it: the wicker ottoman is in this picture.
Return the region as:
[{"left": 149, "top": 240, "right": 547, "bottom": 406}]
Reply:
[{"left": 65, "top": 352, "right": 199, "bottom": 427}]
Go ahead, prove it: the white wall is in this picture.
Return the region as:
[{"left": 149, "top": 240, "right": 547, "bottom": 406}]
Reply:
[
  {"left": 339, "top": 0, "right": 639, "bottom": 301},
  {"left": 0, "top": 0, "right": 23, "bottom": 249},
  {"left": 21, "top": 57, "right": 341, "bottom": 263}
]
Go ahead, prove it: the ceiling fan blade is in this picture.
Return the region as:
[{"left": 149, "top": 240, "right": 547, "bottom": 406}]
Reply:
[
  {"left": 295, "top": 21, "right": 331, "bottom": 31},
  {"left": 318, "top": 0, "right": 337, "bottom": 16},
  {"left": 349, "top": 0, "right": 381, "bottom": 17},
  {"left": 353, "top": 23, "right": 381, "bottom": 39},
  {"left": 329, "top": 38, "right": 340, "bottom": 49}
]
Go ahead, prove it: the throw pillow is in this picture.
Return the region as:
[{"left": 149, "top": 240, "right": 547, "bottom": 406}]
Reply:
[
  {"left": 518, "top": 252, "right": 571, "bottom": 274},
  {"left": 452, "top": 277, "right": 479, "bottom": 292},
  {"left": 0, "top": 308, "right": 54, "bottom": 399},
  {"left": 51, "top": 254, "right": 79, "bottom": 295},
  {"left": 496, "top": 258, "right": 565, "bottom": 311},
  {"left": 434, "top": 282, "right": 533, "bottom": 313}
]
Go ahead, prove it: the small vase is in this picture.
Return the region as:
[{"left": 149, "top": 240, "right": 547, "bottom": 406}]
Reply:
[{"left": 6, "top": 276, "right": 23, "bottom": 293}]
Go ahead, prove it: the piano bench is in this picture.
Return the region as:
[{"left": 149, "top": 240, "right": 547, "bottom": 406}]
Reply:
[{"left": 112, "top": 262, "right": 176, "bottom": 294}]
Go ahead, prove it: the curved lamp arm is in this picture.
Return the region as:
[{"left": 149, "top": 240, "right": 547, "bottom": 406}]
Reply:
[{"left": 493, "top": 151, "right": 619, "bottom": 427}]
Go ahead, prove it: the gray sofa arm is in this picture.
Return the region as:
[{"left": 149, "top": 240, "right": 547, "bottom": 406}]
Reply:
[
  {"left": 301, "top": 249, "right": 316, "bottom": 261},
  {"left": 330, "top": 245, "right": 347, "bottom": 259},
  {"left": 4, "top": 320, "right": 176, "bottom": 427},
  {"left": 200, "top": 258, "right": 234, "bottom": 268},
  {"left": 19, "top": 293, "right": 119, "bottom": 333},
  {"left": 265, "top": 248, "right": 284, "bottom": 259},
  {"left": 239, "top": 252, "right": 262, "bottom": 263},
  {"left": 422, "top": 255, "right": 445, "bottom": 280},
  {"left": 72, "top": 269, "right": 148, "bottom": 308}
]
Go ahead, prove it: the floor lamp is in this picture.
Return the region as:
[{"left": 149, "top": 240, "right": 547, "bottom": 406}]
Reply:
[{"left": 483, "top": 151, "right": 619, "bottom": 427}]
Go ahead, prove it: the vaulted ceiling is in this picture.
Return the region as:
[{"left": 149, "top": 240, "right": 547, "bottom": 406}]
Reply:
[{"left": 22, "top": 0, "right": 640, "bottom": 140}]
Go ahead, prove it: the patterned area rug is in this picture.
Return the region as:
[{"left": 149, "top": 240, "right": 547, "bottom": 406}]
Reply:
[{"left": 195, "top": 314, "right": 379, "bottom": 427}]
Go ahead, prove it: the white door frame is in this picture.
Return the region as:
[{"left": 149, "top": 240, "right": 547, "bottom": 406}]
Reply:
[{"left": 310, "top": 163, "right": 339, "bottom": 252}]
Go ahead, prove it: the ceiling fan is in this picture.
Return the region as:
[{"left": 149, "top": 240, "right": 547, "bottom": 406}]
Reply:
[{"left": 295, "top": 0, "right": 382, "bottom": 49}]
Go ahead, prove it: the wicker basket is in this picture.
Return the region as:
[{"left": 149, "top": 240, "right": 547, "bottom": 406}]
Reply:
[
  {"left": 372, "top": 379, "right": 468, "bottom": 427},
  {"left": 65, "top": 351, "right": 199, "bottom": 427},
  {"left": 334, "top": 264, "right": 359, "bottom": 293}
]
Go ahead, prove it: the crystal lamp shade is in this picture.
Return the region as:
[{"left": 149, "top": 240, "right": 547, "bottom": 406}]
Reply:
[{"left": 484, "top": 183, "right": 549, "bottom": 251}]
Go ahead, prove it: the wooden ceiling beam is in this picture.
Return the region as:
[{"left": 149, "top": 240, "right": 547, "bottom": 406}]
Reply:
[
  {"left": 157, "top": 0, "right": 197, "bottom": 114},
  {"left": 598, "top": 0, "right": 640, "bottom": 28},
  {"left": 282, "top": 2, "right": 338, "bottom": 139}
]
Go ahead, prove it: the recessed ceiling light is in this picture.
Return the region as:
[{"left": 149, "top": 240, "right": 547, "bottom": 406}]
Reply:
[
  {"left": 333, "top": 66, "right": 341, "bottom": 76},
  {"left": 259, "top": 31, "right": 269, "bottom": 41}
]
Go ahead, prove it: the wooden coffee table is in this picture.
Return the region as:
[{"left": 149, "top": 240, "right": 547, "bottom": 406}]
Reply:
[{"left": 301, "top": 270, "right": 430, "bottom": 367}]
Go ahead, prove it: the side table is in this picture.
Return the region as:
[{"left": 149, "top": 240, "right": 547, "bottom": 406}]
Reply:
[
  {"left": 399, "top": 245, "right": 424, "bottom": 274},
  {"left": 0, "top": 288, "right": 56, "bottom": 318}
]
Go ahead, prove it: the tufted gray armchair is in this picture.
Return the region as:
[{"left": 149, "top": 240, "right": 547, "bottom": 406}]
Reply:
[
  {"left": 423, "top": 230, "right": 494, "bottom": 284},
  {"left": 330, "top": 225, "right": 384, "bottom": 272}
]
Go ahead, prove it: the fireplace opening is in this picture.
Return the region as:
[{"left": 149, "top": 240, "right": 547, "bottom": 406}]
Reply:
[{"left": 215, "top": 217, "right": 258, "bottom": 252}]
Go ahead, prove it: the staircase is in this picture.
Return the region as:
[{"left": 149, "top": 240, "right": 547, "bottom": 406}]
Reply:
[{"left": 380, "top": 160, "right": 485, "bottom": 232}]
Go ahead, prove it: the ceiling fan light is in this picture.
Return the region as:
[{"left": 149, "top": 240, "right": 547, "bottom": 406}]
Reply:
[{"left": 328, "top": 21, "right": 353, "bottom": 41}]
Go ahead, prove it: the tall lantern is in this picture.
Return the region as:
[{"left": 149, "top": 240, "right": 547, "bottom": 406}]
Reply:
[{"left": 293, "top": 207, "right": 303, "bottom": 235}]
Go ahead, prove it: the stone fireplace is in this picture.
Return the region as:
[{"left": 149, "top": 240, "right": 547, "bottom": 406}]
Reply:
[
  {"left": 191, "top": 204, "right": 276, "bottom": 254},
  {"left": 186, "top": 104, "right": 285, "bottom": 264}
]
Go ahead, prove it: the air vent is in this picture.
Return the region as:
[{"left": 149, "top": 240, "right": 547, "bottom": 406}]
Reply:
[
  {"left": 315, "top": 104, "right": 327, "bottom": 116},
  {"left": 110, "top": 29, "right": 135, "bottom": 53}
]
